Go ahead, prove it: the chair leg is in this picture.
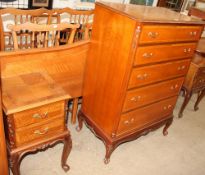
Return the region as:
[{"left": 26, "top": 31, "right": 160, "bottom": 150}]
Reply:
[
  {"left": 71, "top": 98, "right": 79, "bottom": 124},
  {"left": 194, "top": 89, "right": 205, "bottom": 111}
]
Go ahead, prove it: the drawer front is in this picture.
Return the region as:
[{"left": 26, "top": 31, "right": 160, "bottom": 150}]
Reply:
[
  {"left": 13, "top": 101, "right": 65, "bottom": 129},
  {"left": 139, "top": 25, "right": 202, "bottom": 44},
  {"left": 15, "top": 118, "right": 64, "bottom": 147},
  {"left": 134, "top": 43, "right": 196, "bottom": 66},
  {"left": 128, "top": 59, "right": 190, "bottom": 89},
  {"left": 123, "top": 77, "right": 184, "bottom": 112},
  {"left": 117, "top": 96, "right": 177, "bottom": 136}
]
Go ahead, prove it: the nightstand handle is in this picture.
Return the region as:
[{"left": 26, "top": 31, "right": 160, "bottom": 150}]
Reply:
[
  {"left": 34, "top": 127, "right": 49, "bottom": 135},
  {"left": 32, "top": 112, "right": 48, "bottom": 119}
]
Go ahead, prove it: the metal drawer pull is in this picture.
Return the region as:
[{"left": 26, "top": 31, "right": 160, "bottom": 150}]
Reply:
[
  {"left": 184, "top": 48, "right": 191, "bottom": 53},
  {"left": 163, "top": 105, "right": 172, "bottom": 110},
  {"left": 137, "top": 73, "right": 148, "bottom": 80},
  {"left": 130, "top": 96, "right": 141, "bottom": 102},
  {"left": 189, "top": 31, "right": 197, "bottom": 36},
  {"left": 177, "top": 65, "right": 185, "bottom": 70},
  {"left": 170, "top": 84, "right": 179, "bottom": 90},
  {"left": 124, "top": 120, "right": 129, "bottom": 125},
  {"left": 32, "top": 112, "right": 48, "bottom": 119},
  {"left": 148, "top": 32, "right": 158, "bottom": 38},
  {"left": 34, "top": 127, "right": 49, "bottom": 135},
  {"left": 142, "top": 52, "right": 153, "bottom": 58}
]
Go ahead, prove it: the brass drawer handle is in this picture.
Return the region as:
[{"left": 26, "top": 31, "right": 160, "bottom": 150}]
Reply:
[
  {"left": 130, "top": 96, "right": 141, "bottom": 102},
  {"left": 183, "top": 48, "right": 191, "bottom": 53},
  {"left": 177, "top": 65, "right": 185, "bottom": 70},
  {"left": 124, "top": 120, "right": 129, "bottom": 125},
  {"left": 34, "top": 127, "right": 49, "bottom": 135},
  {"left": 148, "top": 32, "right": 158, "bottom": 38},
  {"left": 170, "top": 84, "right": 179, "bottom": 90},
  {"left": 32, "top": 112, "right": 48, "bottom": 119},
  {"left": 189, "top": 31, "right": 197, "bottom": 36},
  {"left": 142, "top": 52, "right": 153, "bottom": 58},
  {"left": 163, "top": 104, "right": 172, "bottom": 110},
  {"left": 137, "top": 73, "right": 148, "bottom": 80}
]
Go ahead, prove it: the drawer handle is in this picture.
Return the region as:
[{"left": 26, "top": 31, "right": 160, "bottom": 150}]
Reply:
[
  {"left": 148, "top": 32, "right": 158, "bottom": 38},
  {"left": 163, "top": 104, "right": 172, "bottom": 110},
  {"left": 130, "top": 96, "right": 141, "bottom": 102},
  {"left": 124, "top": 118, "right": 135, "bottom": 125},
  {"left": 189, "top": 31, "right": 197, "bottom": 36},
  {"left": 170, "top": 84, "right": 179, "bottom": 90},
  {"left": 184, "top": 48, "right": 191, "bottom": 53},
  {"left": 142, "top": 53, "right": 153, "bottom": 58},
  {"left": 137, "top": 73, "right": 148, "bottom": 80},
  {"left": 177, "top": 65, "right": 186, "bottom": 70},
  {"left": 34, "top": 127, "right": 49, "bottom": 135},
  {"left": 32, "top": 112, "right": 48, "bottom": 119}
]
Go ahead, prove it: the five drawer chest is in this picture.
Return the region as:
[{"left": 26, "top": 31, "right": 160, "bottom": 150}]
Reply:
[{"left": 77, "top": 2, "right": 205, "bottom": 163}]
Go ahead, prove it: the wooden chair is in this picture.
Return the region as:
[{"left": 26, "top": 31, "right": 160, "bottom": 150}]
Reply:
[
  {"left": 56, "top": 8, "right": 94, "bottom": 43},
  {"left": 7, "top": 22, "right": 79, "bottom": 50},
  {"left": 0, "top": 8, "right": 60, "bottom": 51}
]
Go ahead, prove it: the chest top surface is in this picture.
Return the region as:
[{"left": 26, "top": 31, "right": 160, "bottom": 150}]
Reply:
[
  {"left": 97, "top": 2, "right": 205, "bottom": 25},
  {"left": 2, "top": 72, "right": 70, "bottom": 115}
]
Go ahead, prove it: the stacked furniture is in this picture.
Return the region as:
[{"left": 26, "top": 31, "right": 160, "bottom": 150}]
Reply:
[
  {"left": 77, "top": 2, "right": 204, "bottom": 163},
  {"left": 0, "top": 40, "right": 90, "bottom": 175}
]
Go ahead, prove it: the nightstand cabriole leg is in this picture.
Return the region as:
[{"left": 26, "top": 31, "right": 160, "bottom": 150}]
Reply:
[
  {"left": 61, "top": 134, "right": 72, "bottom": 172},
  {"left": 194, "top": 89, "right": 205, "bottom": 111}
]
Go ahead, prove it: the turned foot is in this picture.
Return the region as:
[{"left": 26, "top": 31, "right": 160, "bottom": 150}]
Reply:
[
  {"left": 61, "top": 134, "right": 72, "bottom": 172},
  {"left": 178, "top": 89, "right": 192, "bottom": 118},
  {"left": 76, "top": 110, "right": 83, "bottom": 132},
  {"left": 163, "top": 118, "right": 173, "bottom": 136}
]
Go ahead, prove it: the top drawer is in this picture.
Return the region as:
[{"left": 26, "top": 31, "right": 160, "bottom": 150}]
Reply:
[
  {"left": 12, "top": 101, "right": 65, "bottom": 129},
  {"left": 139, "top": 25, "right": 202, "bottom": 44}
]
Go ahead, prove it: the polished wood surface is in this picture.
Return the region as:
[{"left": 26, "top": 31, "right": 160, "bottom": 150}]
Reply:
[
  {"left": 97, "top": 2, "right": 204, "bottom": 24},
  {"left": 134, "top": 43, "right": 196, "bottom": 66},
  {"left": 123, "top": 78, "right": 183, "bottom": 112},
  {"left": 0, "top": 82, "right": 9, "bottom": 175},
  {"left": 2, "top": 72, "right": 70, "bottom": 114},
  {"left": 78, "top": 2, "right": 205, "bottom": 164}
]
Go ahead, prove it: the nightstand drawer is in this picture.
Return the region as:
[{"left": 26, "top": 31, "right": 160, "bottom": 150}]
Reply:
[
  {"left": 15, "top": 118, "right": 65, "bottom": 147},
  {"left": 128, "top": 59, "right": 190, "bottom": 89},
  {"left": 117, "top": 96, "right": 177, "bottom": 136},
  {"left": 12, "top": 101, "right": 65, "bottom": 129},
  {"left": 139, "top": 25, "right": 202, "bottom": 44},
  {"left": 123, "top": 77, "right": 183, "bottom": 112},
  {"left": 134, "top": 43, "right": 196, "bottom": 66}
]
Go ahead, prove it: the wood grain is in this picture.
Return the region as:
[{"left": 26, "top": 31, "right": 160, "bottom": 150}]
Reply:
[{"left": 0, "top": 82, "right": 9, "bottom": 175}]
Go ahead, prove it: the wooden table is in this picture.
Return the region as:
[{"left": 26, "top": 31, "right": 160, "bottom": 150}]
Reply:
[{"left": 2, "top": 71, "right": 71, "bottom": 175}]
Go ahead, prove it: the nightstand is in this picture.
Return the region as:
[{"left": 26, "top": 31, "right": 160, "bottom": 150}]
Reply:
[{"left": 2, "top": 72, "right": 71, "bottom": 175}]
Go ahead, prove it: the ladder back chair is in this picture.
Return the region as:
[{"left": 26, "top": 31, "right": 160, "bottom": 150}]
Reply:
[
  {"left": 0, "top": 8, "right": 60, "bottom": 51},
  {"left": 56, "top": 8, "right": 94, "bottom": 42},
  {"left": 7, "top": 22, "right": 80, "bottom": 50}
]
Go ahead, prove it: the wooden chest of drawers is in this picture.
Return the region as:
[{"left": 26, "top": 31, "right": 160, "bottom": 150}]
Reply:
[
  {"left": 2, "top": 72, "right": 71, "bottom": 175},
  {"left": 77, "top": 2, "right": 205, "bottom": 163}
]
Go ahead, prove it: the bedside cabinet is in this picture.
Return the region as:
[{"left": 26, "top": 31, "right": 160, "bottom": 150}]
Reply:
[
  {"left": 77, "top": 2, "right": 205, "bottom": 163},
  {"left": 179, "top": 53, "right": 205, "bottom": 117},
  {"left": 2, "top": 72, "right": 71, "bottom": 175}
]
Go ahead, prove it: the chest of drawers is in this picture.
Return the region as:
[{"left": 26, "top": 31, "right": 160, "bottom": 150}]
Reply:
[
  {"left": 77, "top": 2, "right": 205, "bottom": 163},
  {"left": 179, "top": 52, "right": 205, "bottom": 117},
  {"left": 2, "top": 72, "right": 71, "bottom": 175}
]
